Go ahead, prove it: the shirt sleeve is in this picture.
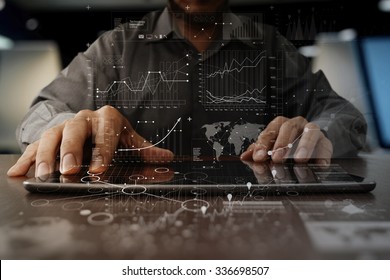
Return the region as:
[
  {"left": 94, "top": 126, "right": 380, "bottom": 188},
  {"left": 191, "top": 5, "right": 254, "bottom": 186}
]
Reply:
[
  {"left": 14, "top": 17, "right": 154, "bottom": 152},
  {"left": 15, "top": 34, "right": 113, "bottom": 151},
  {"left": 304, "top": 68, "right": 367, "bottom": 157},
  {"left": 266, "top": 26, "right": 367, "bottom": 157}
]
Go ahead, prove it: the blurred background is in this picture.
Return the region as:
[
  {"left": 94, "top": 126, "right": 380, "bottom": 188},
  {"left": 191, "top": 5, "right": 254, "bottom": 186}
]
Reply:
[{"left": 1, "top": 0, "right": 390, "bottom": 153}]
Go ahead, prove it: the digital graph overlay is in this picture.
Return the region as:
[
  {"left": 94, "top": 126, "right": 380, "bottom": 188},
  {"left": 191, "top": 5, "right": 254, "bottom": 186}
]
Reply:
[
  {"left": 271, "top": 7, "right": 341, "bottom": 43},
  {"left": 113, "top": 117, "right": 184, "bottom": 163},
  {"left": 223, "top": 13, "right": 264, "bottom": 40},
  {"left": 95, "top": 55, "right": 191, "bottom": 109},
  {"left": 25, "top": 163, "right": 299, "bottom": 259},
  {"left": 200, "top": 50, "right": 268, "bottom": 111}
]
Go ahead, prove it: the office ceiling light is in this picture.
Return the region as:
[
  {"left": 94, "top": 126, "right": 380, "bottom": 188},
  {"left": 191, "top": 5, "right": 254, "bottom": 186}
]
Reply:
[
  {"left": 26, "top": 18, "right": 39, "bottom": 31},
  {"left": 379, "top": 0, "right": 390, "bottom": 12},
  {"left": 0, "top": 34, "right": 13, "bottom": 50},
  {"left": 0, "top": 0, "right": 5, "bottom": 11},
  {"left": 298, "top": 45, "right": 319, "bottom": 58},
  {"left": 338, "top": 29, "right": 357, "bottom": 41}
]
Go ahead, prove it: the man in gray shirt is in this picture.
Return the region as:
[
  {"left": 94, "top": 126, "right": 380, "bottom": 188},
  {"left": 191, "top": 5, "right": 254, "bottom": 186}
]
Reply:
[{"left": 8, "top": 0, "right": 367, "bottom": 178}]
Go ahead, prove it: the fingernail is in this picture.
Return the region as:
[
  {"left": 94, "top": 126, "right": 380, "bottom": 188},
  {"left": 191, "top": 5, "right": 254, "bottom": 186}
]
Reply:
[
  {"left": 273, "top": 149, "right": 285, "bottom": 161},
  {"left": 240, "top": 149, "right": 250, "bottom": 158},
  {"left": 90, "top": 154, "right": 103, "bottom": 172},
  {"left": 61, "top": 153, "right": 77, "bottom": 173},
  {"left": 254, "top": 149, "right": 267, "bottom": 160},
  {"left": 36, "top": 162, "right": 50, "bottom": 179},
  {"left": 296, "top": 148, "right": 308, "bottom": 159},
  {"left": 7, "top": 165, "right": 17, "bottom": 176}
]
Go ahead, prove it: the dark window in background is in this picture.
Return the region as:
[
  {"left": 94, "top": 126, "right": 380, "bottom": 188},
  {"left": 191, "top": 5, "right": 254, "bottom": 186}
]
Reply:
[{"left": 0, "top": 1, "right": 40, "bottom": 40}]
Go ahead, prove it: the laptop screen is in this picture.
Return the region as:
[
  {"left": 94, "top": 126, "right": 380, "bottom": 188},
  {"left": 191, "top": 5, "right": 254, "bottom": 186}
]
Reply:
[{"left": 359, "top": 36, "right": 390, "bottom": 147}]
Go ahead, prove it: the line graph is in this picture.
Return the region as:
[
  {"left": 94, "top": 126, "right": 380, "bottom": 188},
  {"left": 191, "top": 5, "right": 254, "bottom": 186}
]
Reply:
[
  {"left": 205, "top": 87, "right": 267, "bottom": 104},
  {"left": 200, "top": 50, "right": 267, "bottom": 111},
  {"left": 117, "top": 117, "right": 182, "bottom": 152},
  {"left": 223, "top": 13, "right": 264, "bottom": 40},
  {"left": 206, "top": 51, "right": 266, "bottom": 78},
  {"left": 96, "top": 72, "right": 189, "bottom": 96},
  {"left": 192, "top": 22, "right": 233, "bottom": 40},
  {"left": 95, "top": 56, "right": 190, "bottom": 109},
  {"left": 112, "top": 117, "right": 185, "bottom": 163}
]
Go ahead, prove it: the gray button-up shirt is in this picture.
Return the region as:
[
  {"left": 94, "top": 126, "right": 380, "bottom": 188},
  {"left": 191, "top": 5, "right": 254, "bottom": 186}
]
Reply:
[{"left": 17, "top": 7, "right": 367, "bottom": 160}]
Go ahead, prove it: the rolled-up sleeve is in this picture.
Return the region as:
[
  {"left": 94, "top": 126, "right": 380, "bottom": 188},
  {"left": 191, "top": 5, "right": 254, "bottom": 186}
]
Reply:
[
  {"left": 17, "top": 100, "right": 76, "bottom": 151},
  {"left": 15, "top": 51, "right": 95, "bottom": 151}
]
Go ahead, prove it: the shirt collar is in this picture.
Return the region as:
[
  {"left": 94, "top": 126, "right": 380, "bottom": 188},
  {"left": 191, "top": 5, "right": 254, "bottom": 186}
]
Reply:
[
  {"left": 145, "top": 7, "right": 181, "bottom": 42},
  {"left": 148, "top": 7, "right": 259, "bottom": 50}
]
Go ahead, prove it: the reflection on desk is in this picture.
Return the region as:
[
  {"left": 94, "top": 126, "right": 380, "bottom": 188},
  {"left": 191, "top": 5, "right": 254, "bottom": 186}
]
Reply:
[{"left": 1, "top": 154, "right": 390, "bottom": 260}]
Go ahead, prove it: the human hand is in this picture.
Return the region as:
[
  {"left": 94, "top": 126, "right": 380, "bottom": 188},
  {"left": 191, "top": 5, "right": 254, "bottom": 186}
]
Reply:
[
  {"left": 7, "top": 106, "right": 174, "bottom": 177},
  {"left": 240, "top": 116, "right": 333, "bottom": 165}
]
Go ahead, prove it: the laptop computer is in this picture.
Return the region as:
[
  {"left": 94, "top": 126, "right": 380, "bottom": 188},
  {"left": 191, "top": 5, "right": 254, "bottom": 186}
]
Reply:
[{"left": 354, "top": 35, "right": 390, "bottom": 148}]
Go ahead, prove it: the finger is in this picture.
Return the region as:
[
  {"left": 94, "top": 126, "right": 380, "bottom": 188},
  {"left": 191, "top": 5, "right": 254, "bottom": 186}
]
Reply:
[
  {"left": 87, "top": 106, "right": 173, "bottom": 172},
  {"left": 121, "top": 129, "right": 174, "bottom": 163},
  {"left": 252, "top": 116, "right": 288, "bottom": 162},
  {"left": 293, "top": 122, "right": 322, "bottom": 163},
  {"left": 35, "top": 124, "right": 65, "bottom": 177},
  {"left": 89, "top": 117, "right": 117, "bottom": 173},
  {"left": 272, "top": 116, "right": 307, "bottom": 163},
  {"left": 313, "top": 136, "right": 333, "bottom": 166},
  {"left": 60, "top": 114, "right": 91, "bottom": 174},
  {"left": 7, "top": 141, "right": 39, "bottom": 177},
  {"left": 87, "top": 106, "right": 132, "bottom": 173},
  {"left": 240, "top": 143, "right": 256, "bottom": 161},
  {"left": 242, "top": 160, "right": 272, "bottom": 184},
  {"left": 293, "top": 164, "right": 314, "bottom": 182}
]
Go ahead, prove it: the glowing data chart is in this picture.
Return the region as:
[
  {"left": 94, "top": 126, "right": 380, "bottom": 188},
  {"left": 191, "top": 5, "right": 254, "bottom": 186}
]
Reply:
[
  {"left": 200, "top": 50, "right": 267, "bottom": 111},
  {"left": 95, "top": 55, "right": 191, "bottom": 108}
]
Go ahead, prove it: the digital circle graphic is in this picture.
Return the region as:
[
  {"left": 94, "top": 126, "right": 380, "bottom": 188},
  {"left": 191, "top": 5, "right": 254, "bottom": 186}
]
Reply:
[
  {"left": 154, "top": 167, "right": 170, "bottom": 174},
  {"left": 81, "top": 176, "right": 100, "bottom": 183},
  {"left": 181, "top": 199, "right": 210, "bottom": 212},
  {"left": 190, "top": 188, "right": 207, "bottom": 195},
  {"left": 62, "top": 202, "right": 84, "bottom": 211},
  {"left": 121, "top": 185, "right": 147, "bottom": 195},
  {"left": 31, "top": 199, "right": 50, "bottom": 207},
  {"left": 129, "top": 174, "right": 145, "bottom": 181},
  {"left": 87, "top": 212, "right": 114, "bottom": 226},
  {"left": 286, "top": 191, "right": 299, "bottom": 196}
]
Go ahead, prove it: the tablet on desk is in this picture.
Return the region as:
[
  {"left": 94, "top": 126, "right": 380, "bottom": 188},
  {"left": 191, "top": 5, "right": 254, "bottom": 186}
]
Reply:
[{"left": 23, "top": 160, "right": 376, "bottom": 195}]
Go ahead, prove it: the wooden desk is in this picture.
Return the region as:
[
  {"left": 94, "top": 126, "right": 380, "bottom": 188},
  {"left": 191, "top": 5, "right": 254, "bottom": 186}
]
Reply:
[{"left": 1, "top": 153, "right": 390, "bottom": 260}]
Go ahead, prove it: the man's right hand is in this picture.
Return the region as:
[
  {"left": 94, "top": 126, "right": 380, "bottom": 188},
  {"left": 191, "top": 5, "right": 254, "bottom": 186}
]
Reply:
[{"left": 7, "top": 106, "right": 174, "bottom": 177}]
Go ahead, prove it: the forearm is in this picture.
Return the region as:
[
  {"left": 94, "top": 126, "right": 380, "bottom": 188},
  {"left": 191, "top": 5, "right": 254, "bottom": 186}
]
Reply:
[
  {"left": 15, "top": 48, "right": 101, "bottom": 151},
  {"left": 283, "top": 65, "right": 367, "bottom": 157},
  {"left": 303, "top": 71, "right": 367, "bottom": 157},
  {"left": 312, "top": 104, "right": 367, "bottom": 158}
]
